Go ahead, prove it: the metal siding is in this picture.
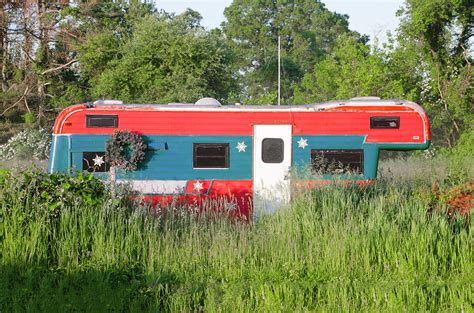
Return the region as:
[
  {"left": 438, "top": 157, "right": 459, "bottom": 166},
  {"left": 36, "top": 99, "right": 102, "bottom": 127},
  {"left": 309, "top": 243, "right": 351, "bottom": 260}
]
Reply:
[
  {"left": 48, "top": 135, "right": 70, "bottom": 173},
  {"left": 292, "top": 135, "right": 374, "bottom": 179},
  {"left": 291, "top": 135, "right": 429, "bottom": 180},
  {"left": 56, "top": 108, "right": 428, "bottom": 145},
  {"left": 63, "top": 134, "right": 252, "bottom": 180}
]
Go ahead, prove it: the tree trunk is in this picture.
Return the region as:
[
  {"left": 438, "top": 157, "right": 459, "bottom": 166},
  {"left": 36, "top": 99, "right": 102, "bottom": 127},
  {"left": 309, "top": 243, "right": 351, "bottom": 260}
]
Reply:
[
  {"left": 0, "top": 2, "right": 8, "bottom": 93},
  {"left": 36, "top": 0, "right": 48, "bottom": 123}
]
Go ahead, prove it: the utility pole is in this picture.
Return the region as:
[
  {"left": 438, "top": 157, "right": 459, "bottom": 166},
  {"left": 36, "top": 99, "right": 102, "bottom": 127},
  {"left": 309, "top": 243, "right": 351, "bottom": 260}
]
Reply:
[{"left": 278, "top": 36, "right": 281, "bottom": 106}]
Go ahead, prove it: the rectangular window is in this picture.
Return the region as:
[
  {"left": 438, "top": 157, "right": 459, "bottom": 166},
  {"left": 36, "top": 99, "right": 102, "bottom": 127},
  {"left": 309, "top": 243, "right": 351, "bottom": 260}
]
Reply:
[
  {"left": 262, "top": 138, "right": 284, "bottom": 163},
  {"left": 86, "top": 115, "right": 118, "bottom": 128},
  {"left": 370, "top": 116, "right": 400, "bottom": 129},
  {"left": 83, "top": 152, "right": 110, "bottom": 172},
  {"left": 311, "top": 149, "right": 364, "bottom": 174},
  {"left": 193, "top": 143, "right": 229, "bottom": 168}
]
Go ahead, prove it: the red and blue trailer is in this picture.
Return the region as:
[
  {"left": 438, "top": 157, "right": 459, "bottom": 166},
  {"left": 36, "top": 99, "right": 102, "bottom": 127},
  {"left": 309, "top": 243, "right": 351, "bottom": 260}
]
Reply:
[{"left": 49, "top": 97, "right": 430, "bottom": 220}]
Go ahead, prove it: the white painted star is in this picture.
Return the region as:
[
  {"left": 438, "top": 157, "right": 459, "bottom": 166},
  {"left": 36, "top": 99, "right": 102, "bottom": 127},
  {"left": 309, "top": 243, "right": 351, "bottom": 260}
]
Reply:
[
  {"left": 236, "top": 141, "right": 247, "bottom": 152},
  {"left": 92, "top": 154, "right": 105, "bottom": 167},
  {"left": 297, "top": 138, "right": 308, "bottom": 149},
  {"left": 193, "top": 180, "right": 204, "bottom": 192}
]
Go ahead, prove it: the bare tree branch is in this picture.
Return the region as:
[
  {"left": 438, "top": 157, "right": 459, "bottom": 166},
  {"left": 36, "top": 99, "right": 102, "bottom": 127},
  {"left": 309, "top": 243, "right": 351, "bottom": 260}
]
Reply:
[
  {"left": 0, "top": 85, "right": 29, "bottom": 116},
  {"left": 40, "top": 58, "right": 77, "bottom": 75}
]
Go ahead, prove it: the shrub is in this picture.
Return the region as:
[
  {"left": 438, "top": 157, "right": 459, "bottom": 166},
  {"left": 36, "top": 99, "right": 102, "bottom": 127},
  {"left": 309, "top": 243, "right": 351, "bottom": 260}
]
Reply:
[{"left": 0, "top": 128, "right": 51, "bottom": 160}]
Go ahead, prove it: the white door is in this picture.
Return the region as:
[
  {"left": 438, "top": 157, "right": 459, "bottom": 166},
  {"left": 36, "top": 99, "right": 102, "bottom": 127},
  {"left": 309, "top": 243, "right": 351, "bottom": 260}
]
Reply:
[{"left": 253, "top": 125, "right": 292, "bottom": 218}]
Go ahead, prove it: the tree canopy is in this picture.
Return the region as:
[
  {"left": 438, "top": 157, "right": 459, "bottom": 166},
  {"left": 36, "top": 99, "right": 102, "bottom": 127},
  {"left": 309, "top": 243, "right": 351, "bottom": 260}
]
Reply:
[{"left": 222, "top": 0, "right": 365, "bottom": 103}]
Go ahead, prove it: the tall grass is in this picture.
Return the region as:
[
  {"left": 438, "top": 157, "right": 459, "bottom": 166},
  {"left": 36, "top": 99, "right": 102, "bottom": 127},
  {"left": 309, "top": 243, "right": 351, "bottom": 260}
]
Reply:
[{"left": 0, "top": 170, "right": 472, "bottom": 311}]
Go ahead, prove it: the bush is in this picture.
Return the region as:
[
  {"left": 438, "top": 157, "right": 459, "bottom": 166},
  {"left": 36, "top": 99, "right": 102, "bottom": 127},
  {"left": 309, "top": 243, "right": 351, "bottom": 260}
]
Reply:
[
  {"left": 0, "top": 170, "right": 110, "bottom": 222},
  {"left": 0, "top": 128, "right": 51, "bottom": 160}
]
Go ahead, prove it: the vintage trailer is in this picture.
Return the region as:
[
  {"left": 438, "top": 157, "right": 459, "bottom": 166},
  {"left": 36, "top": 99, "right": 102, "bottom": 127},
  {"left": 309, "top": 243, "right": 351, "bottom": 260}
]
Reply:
[{"left": 49, "top": 97, "right": 430, "bottom": 219}]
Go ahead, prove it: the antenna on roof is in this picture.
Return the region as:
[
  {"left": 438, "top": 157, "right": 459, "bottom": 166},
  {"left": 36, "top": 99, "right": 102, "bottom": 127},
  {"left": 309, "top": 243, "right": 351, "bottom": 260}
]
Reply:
[{"left": 278, "top": 36, "right": 281, "bottom": 106}]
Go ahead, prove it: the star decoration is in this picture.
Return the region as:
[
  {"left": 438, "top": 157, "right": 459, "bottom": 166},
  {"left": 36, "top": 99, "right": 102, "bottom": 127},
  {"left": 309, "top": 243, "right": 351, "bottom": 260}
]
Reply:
[
  {"left": 236, "top": 141, "right": 247, "bottom": 152},
  {"left": 297, "top": 138, "right": 308, "bottom": 149},
  {"left": 92, "top": 154, "right": 105, "bottom": 167},
  {"left": 193, "top": 180, "right": 204, "bottom": 192}
]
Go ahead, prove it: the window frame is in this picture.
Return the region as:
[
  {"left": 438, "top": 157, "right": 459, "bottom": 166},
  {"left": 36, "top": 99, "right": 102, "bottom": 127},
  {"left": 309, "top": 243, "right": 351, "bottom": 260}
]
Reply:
[
  {"left": 86, "top": 114, "right": 118, "bottom": 128},
  {"left": 310, "top": 149, "right": 364, "bottom": 175},
  {"left": 193, "top": 143, "right": 230, "bottom": 169},
  {"left": 370, "top": 116, "right": 400, "bottom": 129}
]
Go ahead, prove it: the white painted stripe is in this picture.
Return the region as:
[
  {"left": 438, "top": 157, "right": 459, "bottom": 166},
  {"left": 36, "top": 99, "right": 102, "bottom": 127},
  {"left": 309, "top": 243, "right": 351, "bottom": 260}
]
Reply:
[
  {"left": 116, "top": 180, "right": 187, "bottom": 194},
  {"left": 49, "top": 135, "right": 57, "bottom": 174}
]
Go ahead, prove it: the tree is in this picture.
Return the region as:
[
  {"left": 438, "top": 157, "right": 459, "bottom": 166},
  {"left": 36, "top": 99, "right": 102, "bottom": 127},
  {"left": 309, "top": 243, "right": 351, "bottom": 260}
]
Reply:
[
  {"left": 222, "top": 0, "right": 364, "bottom": 104},
  {"left": 293, "top": 35, "right": 406, "bottom": 103},
  {"left": 84, "top": 10, "right": 236, "bottom": 104},
  {"left": 395, "top": 0, "right": 473, "bottom": 147}
]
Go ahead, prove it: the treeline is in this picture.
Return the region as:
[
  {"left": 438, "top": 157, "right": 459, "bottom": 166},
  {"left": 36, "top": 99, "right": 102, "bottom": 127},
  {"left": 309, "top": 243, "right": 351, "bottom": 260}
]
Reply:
[{"left": 0, "top": 0, "right": 472, "bottom": 147}]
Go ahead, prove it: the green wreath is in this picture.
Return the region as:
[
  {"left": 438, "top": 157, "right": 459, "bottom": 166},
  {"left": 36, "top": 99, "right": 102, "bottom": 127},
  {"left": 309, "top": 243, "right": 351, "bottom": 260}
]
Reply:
[{"left": 105, "top": 130, "right": 147, "bottom": 171}]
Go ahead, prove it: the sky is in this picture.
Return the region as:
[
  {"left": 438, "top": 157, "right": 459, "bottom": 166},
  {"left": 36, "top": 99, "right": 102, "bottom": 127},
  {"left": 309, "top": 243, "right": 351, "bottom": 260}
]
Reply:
[{"left": 154, "top": 0, "right": 405, "bottom": 43}]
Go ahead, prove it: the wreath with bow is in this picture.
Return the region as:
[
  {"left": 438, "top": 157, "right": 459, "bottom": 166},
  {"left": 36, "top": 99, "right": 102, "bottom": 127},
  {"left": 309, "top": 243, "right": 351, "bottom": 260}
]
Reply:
[{"left": 105, "top": 130, "right": 147, "bottom": 171}]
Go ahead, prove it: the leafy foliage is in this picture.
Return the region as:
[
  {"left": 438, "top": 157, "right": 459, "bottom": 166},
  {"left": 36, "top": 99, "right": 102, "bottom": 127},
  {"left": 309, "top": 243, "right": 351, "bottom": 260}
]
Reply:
[
  {"left": 81, "top": 10, "right": 236, "bottom": 104},
  {"left": 222, "top": 0, "right": 364, "bottom": 104},
  {"left": 0, "top": 170, "right": 108, "bottom": 223},
  {"left": 293, "top": 35, "right": 406, "bottom": 103},
  {"left": 0, "top": 128, "right": 51, "bottom": 160}
]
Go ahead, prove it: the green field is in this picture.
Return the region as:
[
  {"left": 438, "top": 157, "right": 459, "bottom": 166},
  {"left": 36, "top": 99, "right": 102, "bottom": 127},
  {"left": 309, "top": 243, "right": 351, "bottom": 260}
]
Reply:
[{"left": 0, "top": 166, "right": 472, "bottom": 312}]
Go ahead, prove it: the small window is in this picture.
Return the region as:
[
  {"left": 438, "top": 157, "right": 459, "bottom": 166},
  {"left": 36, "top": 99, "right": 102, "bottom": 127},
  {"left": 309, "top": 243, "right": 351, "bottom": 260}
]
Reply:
[
  {"left": 86, "top": 115, "right": 118, "bottom": 128},
  {"left": 370, "top": 116, "right": 399, "bottom": 129},
  {"left": 262, "top": 138, "right": 284, "bottom": 163},
  {"left": 311, "top": 149, "right": 363, "bottom": 174},
  {"left": 193, "top": 144, "right": 229, "bottom": 168},
  {"left": 83, "top": 152, "right": 110, "bottom": 172}
]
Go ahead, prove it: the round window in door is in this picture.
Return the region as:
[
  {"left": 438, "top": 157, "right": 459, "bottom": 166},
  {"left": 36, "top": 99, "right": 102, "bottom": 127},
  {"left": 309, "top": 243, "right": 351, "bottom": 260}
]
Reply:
[{"left": 262, "top": 138, "right": 284, "bottom": 163}]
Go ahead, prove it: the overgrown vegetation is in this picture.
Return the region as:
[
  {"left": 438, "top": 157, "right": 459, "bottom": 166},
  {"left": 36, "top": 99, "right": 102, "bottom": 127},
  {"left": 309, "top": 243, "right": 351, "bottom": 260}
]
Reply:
[
  {"left": 0, "top": 128, "right": 51, "bottom": 160},
  {"left": 0, "top": 1, "right": 472, "bottom": 310},
  {"left": 0, "top": 168, "right": 472, "bottom": 311}
]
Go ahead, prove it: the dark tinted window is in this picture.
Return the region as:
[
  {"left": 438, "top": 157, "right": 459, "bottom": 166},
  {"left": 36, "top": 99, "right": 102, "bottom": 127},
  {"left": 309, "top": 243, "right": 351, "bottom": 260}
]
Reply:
[
  {"left": 86, "top": 115, "right": 118, "bottom": 128},
  {"left": 262, "top": 138, "right": 284, "bottom": 163},
  {"left": 193, "top": 144, "right": 229, "bottom": 168},
  {"left": 311, "top": 149, "right": 363, "bottom": 174},
  {"left": 83, "top": 152, "right": 110, "bottom": 172},
  {"left": 370, "top": 116, "right": 399, "bottom": 129}
]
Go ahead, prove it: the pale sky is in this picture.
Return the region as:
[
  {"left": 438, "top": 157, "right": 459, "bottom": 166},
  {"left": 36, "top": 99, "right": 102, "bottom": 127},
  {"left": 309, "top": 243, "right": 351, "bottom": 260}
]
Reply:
[{"left": 154, "top": 0, "right": 405, "bottom": 43}]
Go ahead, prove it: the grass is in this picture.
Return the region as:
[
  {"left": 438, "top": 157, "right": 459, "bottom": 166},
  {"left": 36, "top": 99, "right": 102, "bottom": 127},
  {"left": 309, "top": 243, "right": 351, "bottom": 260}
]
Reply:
[{"left": 0, "top": 168, "right": 473, "bottom": 312}]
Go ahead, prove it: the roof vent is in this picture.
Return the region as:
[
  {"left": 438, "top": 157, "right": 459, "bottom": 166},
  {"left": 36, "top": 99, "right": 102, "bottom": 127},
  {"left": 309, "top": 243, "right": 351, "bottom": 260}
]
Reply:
[
  {"left": 195, "top": 97, "right": 221, "bottom": 106},
  {"left": 350, "top": 96, "right": 381, "bottom": 101},
  {"left": 93, "top": 99, "right": 123, "bottom": 105}
]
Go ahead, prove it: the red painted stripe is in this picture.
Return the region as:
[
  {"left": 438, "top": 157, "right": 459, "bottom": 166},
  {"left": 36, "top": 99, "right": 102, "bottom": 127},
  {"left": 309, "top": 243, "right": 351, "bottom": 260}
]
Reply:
[
  {"left": 53, "top": 105, "right": 429, "bottom": 143},
  {"left": 141, "top": 180, "right": 253, "bottom": 221}
]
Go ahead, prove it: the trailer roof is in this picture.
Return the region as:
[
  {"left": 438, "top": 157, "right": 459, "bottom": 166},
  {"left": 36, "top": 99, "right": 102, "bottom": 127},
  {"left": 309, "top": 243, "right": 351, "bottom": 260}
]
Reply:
[{"left": 87, "top": 99, "right": 424, "bottom": 113}]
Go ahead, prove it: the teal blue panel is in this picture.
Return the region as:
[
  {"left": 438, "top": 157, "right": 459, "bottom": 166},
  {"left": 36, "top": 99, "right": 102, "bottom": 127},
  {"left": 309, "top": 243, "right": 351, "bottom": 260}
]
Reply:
[
  {"left": 70, "top": 135, "right": 110, "bottom": 152},
  {"left": 377, "top": 140, "right": 431, "bottom": 151},
  {"left": 147, "top": 142, "right": 167, "bottom": 150},
  {"left": 363, "top": 144, "right": 379, "bottom": 179},
  {"left": 48, "top": 135, "right": 70, "bottom": 173},
  {"left": 292, "top": 135, "right": 377, "bottom": 179},
  {"left": 63, "top": 135, "right": 252, "bottom": 180}
]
